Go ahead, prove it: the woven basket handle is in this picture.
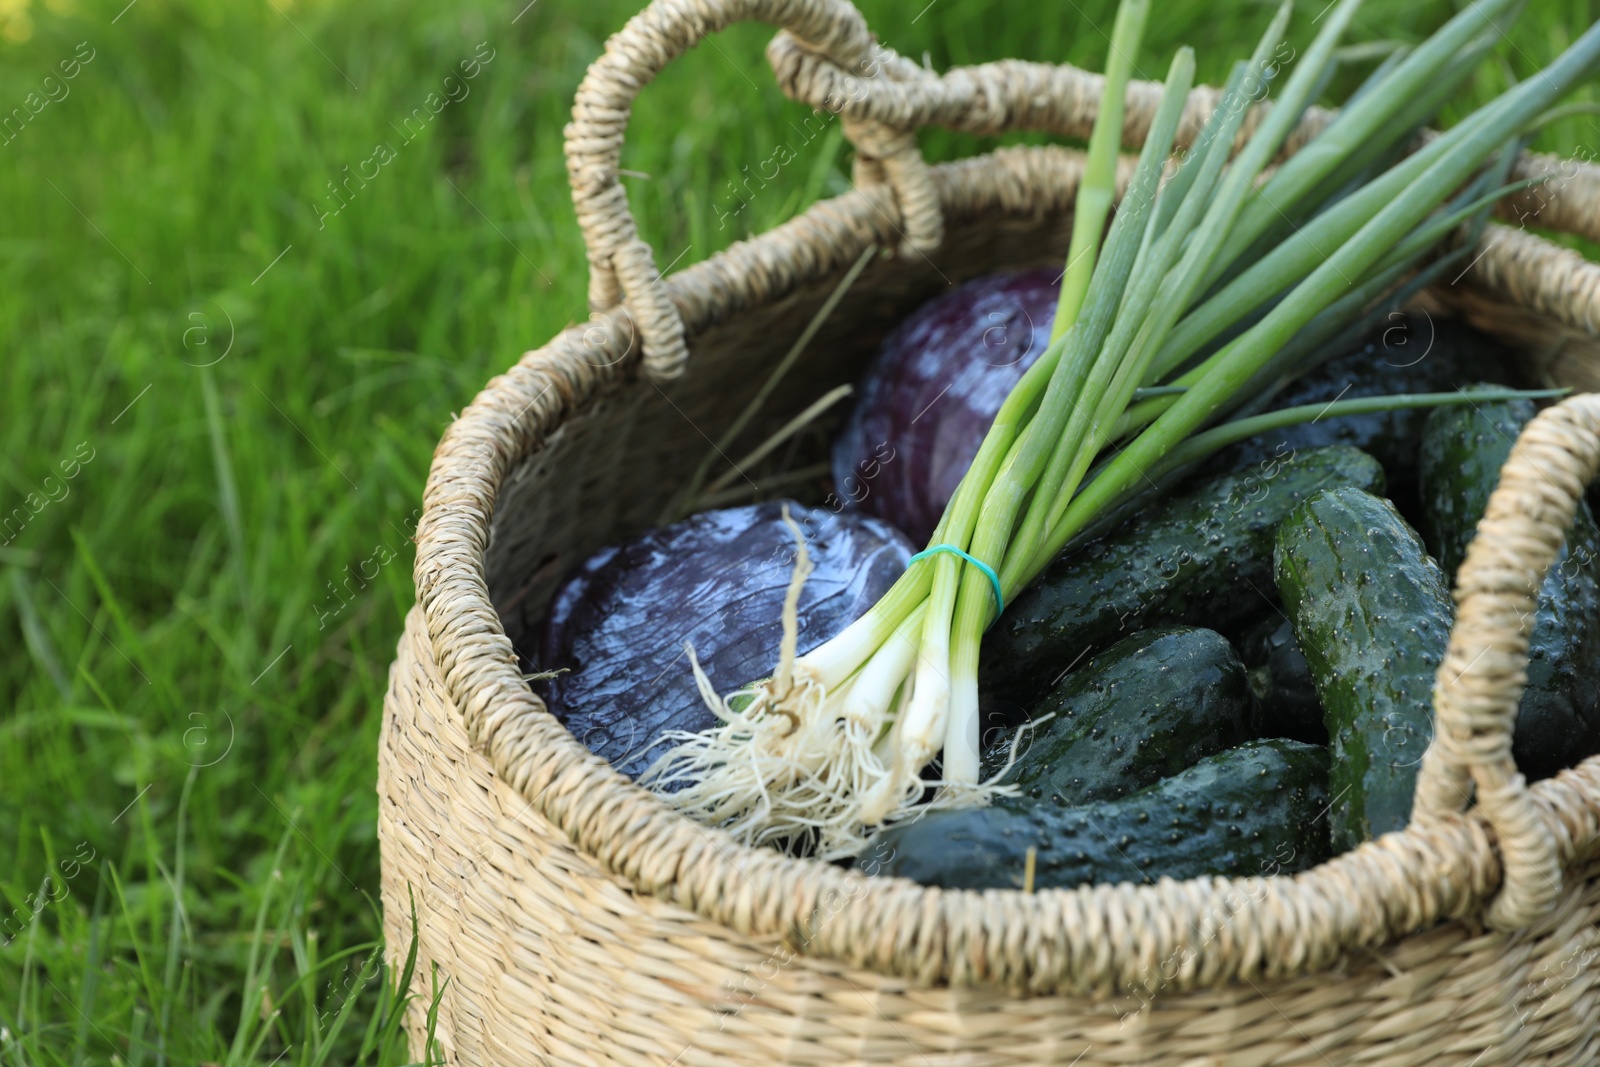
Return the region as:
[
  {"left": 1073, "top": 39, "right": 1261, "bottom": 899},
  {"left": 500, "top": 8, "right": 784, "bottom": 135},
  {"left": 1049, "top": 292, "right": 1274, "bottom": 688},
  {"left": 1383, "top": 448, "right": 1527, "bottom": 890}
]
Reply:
[
  {"left": 565, "top": 0, "right": 881, "bottom": 382},
  {"left": 1414, "top": 393, "right": 1600, "bottom": 930},
  {"left": 564, "top": 0, "right": 1257, "bottom": 382}
]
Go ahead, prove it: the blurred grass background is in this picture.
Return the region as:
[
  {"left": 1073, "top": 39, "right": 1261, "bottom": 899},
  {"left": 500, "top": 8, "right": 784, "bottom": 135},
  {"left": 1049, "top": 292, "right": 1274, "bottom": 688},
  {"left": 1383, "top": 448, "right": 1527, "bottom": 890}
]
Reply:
[{"left": 0, "top": 0, "right": 1594, "bottom": 1061}]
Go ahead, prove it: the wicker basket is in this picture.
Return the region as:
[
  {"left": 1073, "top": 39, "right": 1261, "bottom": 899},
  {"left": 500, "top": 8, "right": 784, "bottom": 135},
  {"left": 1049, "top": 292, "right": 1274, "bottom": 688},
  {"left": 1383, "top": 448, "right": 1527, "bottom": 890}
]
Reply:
[{"left": 378, "top": 0, "right": 1600, "bottom": 1062}]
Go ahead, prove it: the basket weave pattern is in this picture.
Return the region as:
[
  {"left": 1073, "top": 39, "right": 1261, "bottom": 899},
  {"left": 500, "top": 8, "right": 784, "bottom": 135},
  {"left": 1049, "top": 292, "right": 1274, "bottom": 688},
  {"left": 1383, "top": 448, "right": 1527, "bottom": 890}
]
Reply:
[{"left": 381, "top": 0, "right": 1600, "bottom": 1061}]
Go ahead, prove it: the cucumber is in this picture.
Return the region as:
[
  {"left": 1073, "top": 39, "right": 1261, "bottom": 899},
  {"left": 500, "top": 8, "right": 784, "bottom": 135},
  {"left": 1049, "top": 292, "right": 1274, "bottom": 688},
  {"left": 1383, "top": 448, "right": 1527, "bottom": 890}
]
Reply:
[
  {"left": 1237, "top": 616, "right": 1326, "bottom": 744},
  {"left": 1418, "top": 398, "right": 1600, "bottom": 781},
  {"left": 861, "top": 739, "right": 1331, "bottom": 890},
  {"left": 1274, "top": 487, "right": 1453, "bottom": 851},
  {"left": 982, "top": 445, "right": 1385, "bottom": 708},
  {"left": 980, "top": 627, "right": 1252, "bottom": 804}
]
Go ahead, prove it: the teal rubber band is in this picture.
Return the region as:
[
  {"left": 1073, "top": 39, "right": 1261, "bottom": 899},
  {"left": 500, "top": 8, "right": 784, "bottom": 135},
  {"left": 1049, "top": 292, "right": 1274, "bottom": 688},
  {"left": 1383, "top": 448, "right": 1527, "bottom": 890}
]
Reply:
[{"left": 907, "top": 544, "right": 1005, "bottom": 615}]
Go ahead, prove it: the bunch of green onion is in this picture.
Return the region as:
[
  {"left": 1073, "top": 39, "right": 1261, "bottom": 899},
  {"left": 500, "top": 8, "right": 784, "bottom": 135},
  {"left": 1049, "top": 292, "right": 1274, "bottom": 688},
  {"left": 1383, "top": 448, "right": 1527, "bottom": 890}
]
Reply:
[{"left": 645, "top": 0, "right": 1600, "bottom": 857}]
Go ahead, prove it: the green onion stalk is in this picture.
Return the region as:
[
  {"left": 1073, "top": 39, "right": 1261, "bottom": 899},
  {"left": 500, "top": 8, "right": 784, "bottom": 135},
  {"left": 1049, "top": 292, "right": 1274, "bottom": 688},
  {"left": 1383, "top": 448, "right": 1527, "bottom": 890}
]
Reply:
[{"left": 643, "top": 0, "right": 1600, "bottom": 858}]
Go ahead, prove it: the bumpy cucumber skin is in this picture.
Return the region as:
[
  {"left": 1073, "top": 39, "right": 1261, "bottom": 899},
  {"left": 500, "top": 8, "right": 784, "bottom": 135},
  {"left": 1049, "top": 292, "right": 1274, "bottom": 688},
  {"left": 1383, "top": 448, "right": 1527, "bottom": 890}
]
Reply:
[
  {"left": 1238, "top": 616, "right": 1327, "bottom": 745},
  {"left": 1418, "top": 399, "right": 1600, "bottom": 781},
  {"left": 980, "top": 627, "right": 1252, "bottom": 804},
  {"left": 982, "top": 445, "right": 1385, "bottom": 709},
  {"left": 1417, "top": 396, "right": 1537, "bottom": 574},
  {"left": 1274, "top": 487, "right": 1453, "bottom": 851},
  {"left": 863, "top": 739, "right": 1331, "bottom": 890}
]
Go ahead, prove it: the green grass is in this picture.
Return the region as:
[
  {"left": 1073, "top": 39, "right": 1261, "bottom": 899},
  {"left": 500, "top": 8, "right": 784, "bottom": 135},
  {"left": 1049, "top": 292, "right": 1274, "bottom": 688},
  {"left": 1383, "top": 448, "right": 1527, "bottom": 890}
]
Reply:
[{"left": 0, "top": 0, "right": 1593, "bottom": 1061}]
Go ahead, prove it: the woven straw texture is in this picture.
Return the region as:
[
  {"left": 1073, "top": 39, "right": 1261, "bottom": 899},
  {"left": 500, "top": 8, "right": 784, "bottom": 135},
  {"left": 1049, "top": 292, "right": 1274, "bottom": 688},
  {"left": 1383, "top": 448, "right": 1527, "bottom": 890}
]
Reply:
[{"left": 379, "top": 0, "right": 1600, "bottom": 1061}]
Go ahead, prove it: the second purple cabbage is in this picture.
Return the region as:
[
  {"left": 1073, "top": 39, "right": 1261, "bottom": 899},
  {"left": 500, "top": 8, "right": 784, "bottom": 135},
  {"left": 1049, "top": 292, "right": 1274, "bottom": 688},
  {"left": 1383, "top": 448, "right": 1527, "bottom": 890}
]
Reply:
[{"left": 831, "top": 267, "right": 1059, "bottom": 544}]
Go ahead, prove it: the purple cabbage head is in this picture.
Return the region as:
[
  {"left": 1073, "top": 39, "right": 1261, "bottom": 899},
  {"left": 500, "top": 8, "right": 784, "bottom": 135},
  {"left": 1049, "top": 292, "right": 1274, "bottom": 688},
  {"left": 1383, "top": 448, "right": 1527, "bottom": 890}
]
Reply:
[
  {"left": 537, "top": 501, "right": 914, "bottom": 780},
  {"left": 832, "top": 267, "right": 1059, "bottom": 544}
]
